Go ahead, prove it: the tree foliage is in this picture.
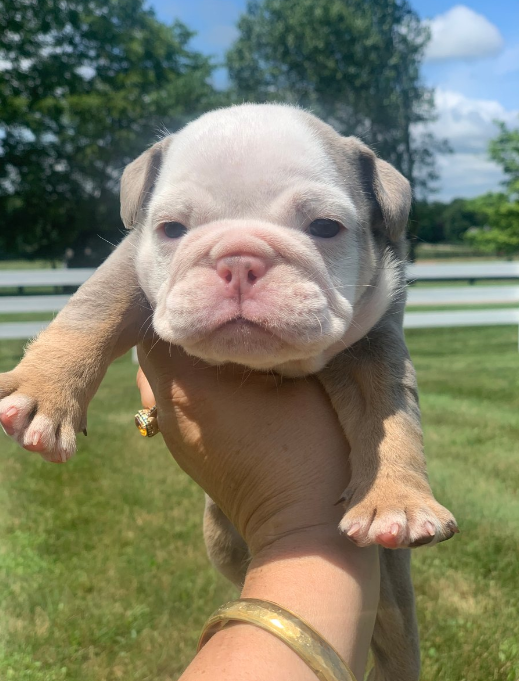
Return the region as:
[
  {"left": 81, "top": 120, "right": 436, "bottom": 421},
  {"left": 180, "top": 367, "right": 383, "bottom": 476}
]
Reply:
[
  {"left": 413, "top": 198, "right": 487, "bottom": 245},
  {"left": 226, "top": 0, "right": 444, "bottom": 194},
  {"left": 465, "top": 120, "right": 519, "bottom": 256},
  {"left": 0, "top": 0, "right": 218, "bottom": 263},
  {"left": 489, "top": 121, "right": 519, "bottom": 196},
  {"left": 464, "top": 192, "right": 519, "bottom": 256}
]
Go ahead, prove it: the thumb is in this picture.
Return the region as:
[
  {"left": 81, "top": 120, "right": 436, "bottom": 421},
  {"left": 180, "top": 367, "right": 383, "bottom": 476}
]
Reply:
[{"left": 136, "top": 367, "right": 156, "bottom": 409}]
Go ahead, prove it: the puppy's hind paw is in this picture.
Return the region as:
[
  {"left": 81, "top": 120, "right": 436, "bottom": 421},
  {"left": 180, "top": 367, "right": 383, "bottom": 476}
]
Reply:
[{"left": 339, "top": 483, "right": 458, "bottom": 549}]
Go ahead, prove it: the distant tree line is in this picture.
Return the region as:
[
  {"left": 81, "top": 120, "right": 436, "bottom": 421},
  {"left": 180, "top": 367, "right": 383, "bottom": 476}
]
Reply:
[
  {"left": 0, "top": 0, "right": 517, "bottom": 264},
  {"left": 414, "top": 120, "right": 519, "bottom": 257},
  {"left": 413, "top": 198, "right": 488, "bottom": 245}
]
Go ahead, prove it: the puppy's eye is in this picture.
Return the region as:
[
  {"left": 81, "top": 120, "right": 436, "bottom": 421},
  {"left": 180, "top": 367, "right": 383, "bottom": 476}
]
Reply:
[
  {"left": 309, "top": 219, "right": 342, "bottom": 238},
  {"left": 162, "top": 221, "right": 187, "bottom": 238}
]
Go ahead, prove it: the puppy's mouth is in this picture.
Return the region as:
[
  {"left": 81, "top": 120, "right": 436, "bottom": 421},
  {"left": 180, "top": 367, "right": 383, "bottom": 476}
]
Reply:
[
  {"left": 214, "top": 316, "right": 274, "bottom": 338},
  {"left": 184, "top": 314, "right": 286, "bottom": 364}
]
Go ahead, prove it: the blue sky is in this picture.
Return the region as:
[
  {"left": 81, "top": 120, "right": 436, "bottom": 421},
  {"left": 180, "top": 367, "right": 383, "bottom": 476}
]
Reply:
[{"left": 149, "top": 0, "right": 519, "bottom": 201}]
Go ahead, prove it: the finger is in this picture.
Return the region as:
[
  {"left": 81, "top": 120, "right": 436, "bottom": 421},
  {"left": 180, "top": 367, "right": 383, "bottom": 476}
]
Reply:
[{"left": 136, "top": 367, "right": 156, "bottom": 409}]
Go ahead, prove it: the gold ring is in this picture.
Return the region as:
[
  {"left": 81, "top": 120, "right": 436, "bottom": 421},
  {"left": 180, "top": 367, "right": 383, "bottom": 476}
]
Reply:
[{"left": 134, "top": 406, "right": 159, "bottom": 437}]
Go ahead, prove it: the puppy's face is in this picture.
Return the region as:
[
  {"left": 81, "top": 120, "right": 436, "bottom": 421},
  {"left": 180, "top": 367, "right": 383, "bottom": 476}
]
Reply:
[{"left": 125, "top": 105, "right": 410, "bottom": 376}]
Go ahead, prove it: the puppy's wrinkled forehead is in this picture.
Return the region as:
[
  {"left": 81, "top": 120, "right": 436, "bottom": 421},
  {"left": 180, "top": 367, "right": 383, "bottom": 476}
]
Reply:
[{"left": 154, "top": 105, "right": 341, "bottom": 210}]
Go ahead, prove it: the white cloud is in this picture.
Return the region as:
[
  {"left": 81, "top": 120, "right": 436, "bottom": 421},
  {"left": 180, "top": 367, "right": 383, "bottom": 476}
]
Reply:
[
  {"left": 424, "top": 5, "right": 504, "bottom": 62},
  {"left": 423, "top": 89, "right": 519, "bottom": 154},
  {"left": 416, "top": 89, "right": 519, "bottom": 200},
  {"left": 435, "top": 153, "right": 505, "bottom": 201}
]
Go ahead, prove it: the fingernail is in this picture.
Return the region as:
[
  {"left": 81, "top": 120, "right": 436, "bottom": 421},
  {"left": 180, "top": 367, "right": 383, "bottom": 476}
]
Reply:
[
  {"left": 82, "top": 428, "right": 87, "bottom": 436},
  {"left": 32, "top": 433, "right": 40, "bottom": 447},
  {"left": 334, "top": 496, "right": 346, "bottom": 506},
  {"left": 5, "top": 407, "right": 17, "bottom": 418},
  {"left": 390, "top": 523, "right": 400, "bottom": 536}
]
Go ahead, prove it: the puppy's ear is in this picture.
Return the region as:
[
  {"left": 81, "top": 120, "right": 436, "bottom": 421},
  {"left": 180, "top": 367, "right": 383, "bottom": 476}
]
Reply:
[
  {"left": 344, "top": 138, "right": 412, "bottom": 242},
  {"left": 120, "top": 136, "right": 173, "bottom": 229}
]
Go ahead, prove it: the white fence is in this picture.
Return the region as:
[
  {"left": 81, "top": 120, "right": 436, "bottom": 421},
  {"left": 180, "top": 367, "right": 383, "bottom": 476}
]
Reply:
[
  {"left": 406, "top": 262, "right": 519, "bottom": 282},
  {"left": 1, "top": 263, "right": 519, "bottom": 343},
  {"left": 2, "top": 261, "right": 519, "bottom": 292},
  {"left": 0, "top": 269, "right": 93, "bottom": 288},
  {"left": 1, "top": 286, "right": 518, "bottom": 316}
]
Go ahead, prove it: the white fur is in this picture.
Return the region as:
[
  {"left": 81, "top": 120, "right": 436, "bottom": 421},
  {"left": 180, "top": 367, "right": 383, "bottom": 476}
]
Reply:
[{"left": 135, "top": 104, "right": 396, "bottom": 376}]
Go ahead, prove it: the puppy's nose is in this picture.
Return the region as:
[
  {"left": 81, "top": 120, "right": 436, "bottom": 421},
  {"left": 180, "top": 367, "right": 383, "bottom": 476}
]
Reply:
[{"left": 216, "top": 255, "right": 268, "bottom": 293}]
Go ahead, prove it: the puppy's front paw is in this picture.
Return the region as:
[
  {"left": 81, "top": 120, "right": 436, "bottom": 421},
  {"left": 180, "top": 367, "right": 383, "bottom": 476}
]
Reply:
[
  {"left": 339, "top": 480, "right": 458, "bottom": 549},
  {"left": 0, "top": 370, "right": 84, "bottom": 463}
]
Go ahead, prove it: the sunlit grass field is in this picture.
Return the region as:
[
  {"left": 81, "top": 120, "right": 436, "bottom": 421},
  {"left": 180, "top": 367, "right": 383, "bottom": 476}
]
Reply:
[{"left": 1, "top": 326, "right": 518, "bottom": 681}]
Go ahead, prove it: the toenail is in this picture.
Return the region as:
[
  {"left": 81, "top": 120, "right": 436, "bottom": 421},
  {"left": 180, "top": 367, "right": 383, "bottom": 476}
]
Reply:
[
  {"left": 424, "top": 521, "right": 436, "bottom": 536},
  {"left": 5, "top": 407, "right": 17, "bottom": 418}
]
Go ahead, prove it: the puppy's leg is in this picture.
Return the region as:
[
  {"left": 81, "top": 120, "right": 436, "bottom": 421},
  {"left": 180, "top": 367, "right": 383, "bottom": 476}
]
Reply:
[
  {"left": 367, "top": 548, "right": 420, "bottom": 681},
  {"left": 318, "top": 319, "right": 457, "bottom": 549},
  {"left": 0, "top": 233, "right": 147, "bottom": 462},
  {"left": 203, "top": 495, "right": 250, "bottom": 589}
]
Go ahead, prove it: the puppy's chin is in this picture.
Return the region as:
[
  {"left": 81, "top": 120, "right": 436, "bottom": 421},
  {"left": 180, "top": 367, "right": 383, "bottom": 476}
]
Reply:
[
  {"left": 183, "top": 319, "right": 291, "bottom": 369},
  {"left": 153, "top": 315, "right": 348, "bottom": 373}
]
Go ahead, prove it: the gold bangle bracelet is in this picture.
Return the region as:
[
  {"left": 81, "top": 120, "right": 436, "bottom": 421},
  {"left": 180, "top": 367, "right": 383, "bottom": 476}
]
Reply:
[{"left": 197, "top": 598, "right": 357, "bottom": 681}]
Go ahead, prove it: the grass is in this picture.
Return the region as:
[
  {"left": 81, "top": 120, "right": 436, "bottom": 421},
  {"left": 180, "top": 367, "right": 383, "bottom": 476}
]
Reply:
[
  {"left": 0, "top": 313, "right": 57, "bottom": 323},
  {"left": 406, "top": 303, "right": 519, "bottom": 312},
  {"left": 1, "top": 327, "right": 519, "bottom": 680},
  {"left": 412, "top": 280, "right": 519, "bottom": 288},
  {"left": 414, "top": 243, "right": 518, "bottom": 262},
  {"left": 0, "top": 288, "right": 76, "bottom": 296},
  {"left": 0, "top": 260, "right": 63, "bottom": 270},
  {"left": 0, "top": 344, "right": 236, "bottom": 681}
]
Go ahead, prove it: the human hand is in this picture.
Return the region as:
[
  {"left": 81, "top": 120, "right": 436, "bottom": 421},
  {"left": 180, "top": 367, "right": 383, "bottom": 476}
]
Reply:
[
  {"left": 137, "top": 339, "right": 379, "bottom": 680},
  {"left": 137, "top": 338, "right": 351, "bottom": 556}
]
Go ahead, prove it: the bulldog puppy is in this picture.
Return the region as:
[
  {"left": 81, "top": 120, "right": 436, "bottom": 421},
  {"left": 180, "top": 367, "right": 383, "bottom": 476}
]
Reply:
[{"left": 0, "top": 104, "right": 457, "bottom": 680}]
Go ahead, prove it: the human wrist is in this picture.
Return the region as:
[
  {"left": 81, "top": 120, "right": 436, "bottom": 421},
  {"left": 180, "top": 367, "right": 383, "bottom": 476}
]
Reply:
[
  {"left": 240, "top": 530, "right": 380, "bottom": 679},
  {"left": 245, "top": 523, "right": 342, "bottom": 561},
  {"left": 236, "top": 473, "right": 348, "bottom": 557}
]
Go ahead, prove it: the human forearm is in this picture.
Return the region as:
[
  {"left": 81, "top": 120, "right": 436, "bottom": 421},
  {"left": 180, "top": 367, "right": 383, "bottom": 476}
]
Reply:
[{"left": 181, "top": 531, "right": 380, "bottom": 681}]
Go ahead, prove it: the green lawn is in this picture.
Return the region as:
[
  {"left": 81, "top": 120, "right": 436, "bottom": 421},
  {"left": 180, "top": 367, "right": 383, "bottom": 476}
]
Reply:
[
  {"left": 406, "top": 303, "right": 519, "bottom": 312},
  {"left": 414, "top": 243, "right": 518, "bottom": 262},
  {"left": 1, "top": 327, "right": 518, "bottom": 681},
  {"left": 0, "top": 260, "right": 64, "bottom": 270},
  {"left": 0, "top": 313, "right": 57, "bottom": 323}
]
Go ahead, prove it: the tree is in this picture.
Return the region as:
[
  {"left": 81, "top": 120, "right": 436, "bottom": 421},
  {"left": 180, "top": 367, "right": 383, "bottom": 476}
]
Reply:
[
  {"left": 0, "top": 0, "right": 218, "bottom": 264},
  {"left": 412, "top": 201, "right": 446, "bottom": 244},
  {"left": 464, "top": 192, "right": 519, "bottom": 256},
  {"left": 226, "top": 0, "right": 442, "bottom": 194},
  {"left": 412, "top": 198, "right": 487, "bottom": 247},
  {"left": 442, "top": 198, "right": 487, "bottom": 243},
  {"left": 465, "top": 120, "right": 519, "bottom": 256},
  {"left": 489, "top": 121, "right": 519, "bottom": 196}
]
